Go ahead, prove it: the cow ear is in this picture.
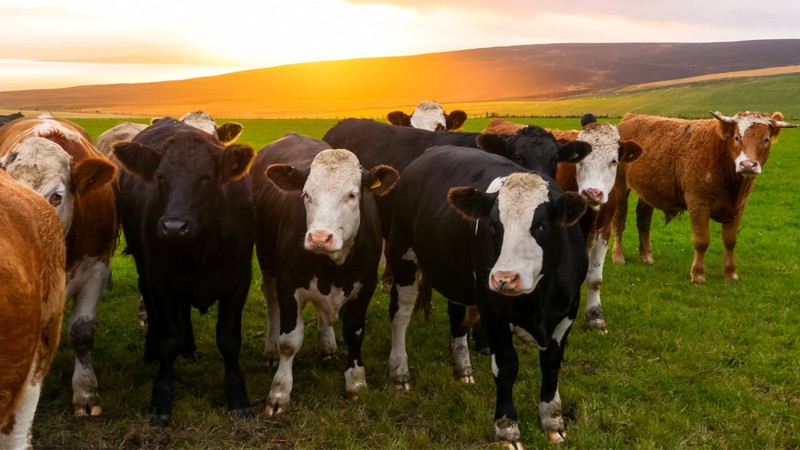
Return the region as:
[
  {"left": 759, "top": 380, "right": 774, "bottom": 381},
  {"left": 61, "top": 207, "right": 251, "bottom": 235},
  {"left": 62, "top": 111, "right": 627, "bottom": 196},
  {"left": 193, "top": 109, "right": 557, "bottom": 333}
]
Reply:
[
  {"left": 447, "top": 187, "right": 497, "bottom": 221},
  {"left": 476, "top": 133, "right": 510, "bottom": 157},
  {"left": 266, "top": 164, "right": 308, "bottom": 192},
  {"left": 216, "top": 122, "right": 243, "bottom": 145},
  {"left": 72, "top": 158, "right": 116, "bottom": 195},
  {"left": 445, "top": 110, "right": 467, "bottom": 131},
  {"left": 558, "top": 141, "right": 592, "bottom": 163},
  {"left": 363, "top": 165, "right": 399, "bottom": 197},
  {"left": 555, "top": 192, "right": 587, "bottom": 226},
  {"left": 387, "top": 111, "right": 411, "bottom": 126},
  {"left": 112, "top": 141, "right": 161, "bottom": 181},
  {"left": 619, "top": 140, "right": 642, "bottom": 163},
  {"left": 220, "top": 144, "right": 253, "bottom": 183}
]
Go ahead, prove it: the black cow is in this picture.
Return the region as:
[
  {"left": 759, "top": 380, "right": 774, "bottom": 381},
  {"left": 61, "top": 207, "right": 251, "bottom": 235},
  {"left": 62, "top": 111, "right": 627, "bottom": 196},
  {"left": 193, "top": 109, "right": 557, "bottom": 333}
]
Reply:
[
  {"left": 0, "top": 112, "right": 23, "bottom": 126},
  {"left": 387, "top": 145, "right": 588, "bottom": 447},
  {"left": 112, "top": 118, "right": 255, "bottom": 427},
  {"left": 251, "top": 133, "right": 399, "bottom": 415}
]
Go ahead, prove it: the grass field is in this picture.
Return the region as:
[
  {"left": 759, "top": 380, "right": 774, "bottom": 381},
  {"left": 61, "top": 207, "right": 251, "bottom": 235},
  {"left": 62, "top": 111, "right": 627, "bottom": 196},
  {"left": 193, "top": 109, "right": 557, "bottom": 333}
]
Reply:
[{"left": 31, "top": 117, "right": 800, "bottom": 449}]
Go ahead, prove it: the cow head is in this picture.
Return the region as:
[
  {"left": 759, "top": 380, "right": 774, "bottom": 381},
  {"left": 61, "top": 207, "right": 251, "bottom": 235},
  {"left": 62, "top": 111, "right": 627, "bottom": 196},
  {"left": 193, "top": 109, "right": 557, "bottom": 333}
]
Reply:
[
  {"left": 178, "top": 110, "right": 244, "bottom": 145},
  {"left": 113, "top": 127, "right": 253, "bottom": 241},
  {"left": 266, "top": 149, "right": 399, "bottom": 265},
  {"left": 1, "top": 136, "right": 115, "bottom": 233},
  {"left": 711, "top": 111, "right": 799, "bottom": 178},
  {"left": 448, "top": 172, "right": 586, "bottom": 296},
  {"left": 477, "top": 126, "right": 592, "bottom": 177},
  {"left": 571, "top": 121, "right": 641, "bottom": 209},
  {"left": 387, "top": 101, "right": 468, "bottom": 131}
]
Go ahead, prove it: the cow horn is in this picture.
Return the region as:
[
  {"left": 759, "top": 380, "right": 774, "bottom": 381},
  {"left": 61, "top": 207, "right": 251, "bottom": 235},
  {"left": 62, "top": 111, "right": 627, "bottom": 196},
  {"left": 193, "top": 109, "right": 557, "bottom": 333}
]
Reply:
[
  {"left": 709, "top": 111, "right": 736, "bottom": 123},
  {"left": 773, "top": 119, "right": 800, "bottom": 128}
]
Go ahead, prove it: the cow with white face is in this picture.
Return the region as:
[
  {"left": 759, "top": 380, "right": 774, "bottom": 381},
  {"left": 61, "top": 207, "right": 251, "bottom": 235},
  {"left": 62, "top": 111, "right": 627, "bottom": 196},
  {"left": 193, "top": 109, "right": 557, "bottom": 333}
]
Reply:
[
  {"left": 387, "top": 101, "right": 468, "bottom": 131},
  {"left": 251, "top": 133, "right": 399, "bottom": 415},
  {"left": 387, "top": 145, "right": 587, "bottom": 447}
]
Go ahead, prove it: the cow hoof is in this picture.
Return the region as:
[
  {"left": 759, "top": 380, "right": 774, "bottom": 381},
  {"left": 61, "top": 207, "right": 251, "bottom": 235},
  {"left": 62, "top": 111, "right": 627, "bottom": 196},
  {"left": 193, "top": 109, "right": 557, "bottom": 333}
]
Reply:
[
  {"left": 640, "top": 255, "right": 654, "bottom": 265},
  {"left": 691, "top": 274, "right": 706, "bottom": 284},
  {"left": 724, "top": 273, "right": 740, "bottom": 283},
  {"left": 74, "top": 404, "right": 102, "bottom": 417},
  {"left": 502, "top": 440, "right": 525, "bottom": 450},
  {"left": 230, "top": 407, "right": 254, "bottom": 420},
  {"left": 547, "top": 430, "right": 566, "bottom": 443},
  {"left": 266, "top": 398, "right": 287, "bottom": 416},
  {"left": 393, "top": 381, "right": 411, "bottom": 391},
  {"left": 456, "top": 375, "right": 475, "bottom": 384},
  {"left": 149, "top": 414, "right": 171, "bottom": 428}
]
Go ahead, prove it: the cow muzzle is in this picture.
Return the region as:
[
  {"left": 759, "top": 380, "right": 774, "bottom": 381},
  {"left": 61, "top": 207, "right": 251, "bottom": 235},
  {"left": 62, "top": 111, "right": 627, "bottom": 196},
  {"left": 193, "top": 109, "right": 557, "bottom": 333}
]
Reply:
[
  {"left": 306, "top": 229, "right": 336, "bottom": 252},
  {"left": 580, "top": 188, "right": 605, "bottom": 207},
  {"left": 159, "top": 217, "right": 190, "bottom": 239},
  {"left": 737, "top": 159, "right": 761, "bottom": 177},
  {"left": 490, "top": 270, "right": 540, "bottom": 296}
]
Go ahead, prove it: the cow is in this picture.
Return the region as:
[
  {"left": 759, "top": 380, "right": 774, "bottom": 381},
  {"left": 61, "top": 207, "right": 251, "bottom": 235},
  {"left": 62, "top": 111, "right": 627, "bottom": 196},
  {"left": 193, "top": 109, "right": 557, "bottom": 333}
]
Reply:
[
  {"left": 251, "top": 133, "right": 399, "bottom": 415},
  {"left": 483, "top": 116, "right": 642, "bottom": 331},
  {"left": 387, "top": 145, "right": 588, "bottom": 447},
  {"left": 0, "top": 169, "right": 66, "bottom": 450},
  {"left": 0, "top": 113, "right": 117, "bottom": 417},
  {"left": 0, "top": 112, "right": 23, "bottom": 126},
  {"left": 387, "top": 101, "right": 468, "bottom": 131},
  {"left": 613, "top": 111, "right": 799, "bottom": 283},
  {"left": 96, "top": 110, "right": 243, "bottom": 157},
  {"left": 111, "top": 117, "right": 255, "bottom": 427}
]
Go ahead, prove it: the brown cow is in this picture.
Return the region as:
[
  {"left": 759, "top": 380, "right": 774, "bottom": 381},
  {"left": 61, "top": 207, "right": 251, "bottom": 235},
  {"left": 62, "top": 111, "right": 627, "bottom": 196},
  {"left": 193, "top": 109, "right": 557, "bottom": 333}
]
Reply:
[
  {"left": 0, "top": 169, "right": 66, "bottom": 449},
  {"left": 483, "top": 116, "right": 641, "bottom": 330},
  {"left": 613, "top": 111, "right": 799, "bottom": 283},
  {"left": 387, "top": 101, "right": 467, "bottom": 131},
  {"left": 0, "top": 113, "right": 117, "bottom": 416}
]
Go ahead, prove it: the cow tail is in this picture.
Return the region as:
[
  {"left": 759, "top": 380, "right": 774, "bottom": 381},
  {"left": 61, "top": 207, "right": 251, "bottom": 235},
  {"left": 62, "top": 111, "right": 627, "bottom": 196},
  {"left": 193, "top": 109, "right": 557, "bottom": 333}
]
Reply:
[{"left": 413, "top": 273, "right": 433, "bottom": 320}]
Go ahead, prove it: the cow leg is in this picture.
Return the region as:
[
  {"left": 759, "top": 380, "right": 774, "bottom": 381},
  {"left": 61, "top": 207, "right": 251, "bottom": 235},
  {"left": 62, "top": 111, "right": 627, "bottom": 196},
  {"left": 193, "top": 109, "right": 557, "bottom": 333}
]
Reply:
[
  {"left": 341, "top": 280, "right": 374, "bottom": 399},
  {"left": 481, "top": 312, "right": 521, "bottom": 447},
  {"left": 689, "top": 208, "right": 711, "bottom": 284},
  {"left": 216, "top": 283, "right": 253, "bottom": 420},
  {"left": 447, "top": 301, "right": 475, "bottom": 384},
  {"left": 380, "top": 239, "right": 393, "bottom": 293},
  {"left": 635, "top": 200, "right": 655, "bottom": 264},
  {"left": 721, "top": 216, "right": 742, "bottom": 283},
  {"left": 471, "top": 320, "right": 490, "bottom": 355},
  {"left": 66, "top": 259, "right": 109, "bottom": 417},
  {"left": 261, "top": 274, "right": 280, "bottom": 366},
  {"left": 538, "top": 321, "right": 572, "bottom": 444},
  {"left": 585, "top": 232, "right": 609, "bottom": 331},
  {"left": 267, "top": 285, "right": 305, "bottom": 416},
  {"left": 388, "top": 247, "right": 419, "bottom": 390},
  {"left": 611, "top": 184, "right": 631, "bottom": 264},
  {"left": 0, "top": 370, "right": 41, "bottom": 450},
  {"left": 148, "top": 299, "right": 187, "bottom": 427},
  {"left": 317, "top": 310, "right": 338, "bottom": 360}
]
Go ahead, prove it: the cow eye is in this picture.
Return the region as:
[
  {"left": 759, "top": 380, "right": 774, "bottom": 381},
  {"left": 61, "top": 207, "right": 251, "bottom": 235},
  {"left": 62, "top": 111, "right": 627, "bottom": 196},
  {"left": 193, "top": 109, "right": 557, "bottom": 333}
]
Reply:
[
  {"left": 48, "top": 192, "right": 63, "bottom": 207},
  {"left": 346, "top": 192, "right": 358, "bottom": 201},
  {"left": 610, "top": 159, "right": 619, "bottom": 167}
]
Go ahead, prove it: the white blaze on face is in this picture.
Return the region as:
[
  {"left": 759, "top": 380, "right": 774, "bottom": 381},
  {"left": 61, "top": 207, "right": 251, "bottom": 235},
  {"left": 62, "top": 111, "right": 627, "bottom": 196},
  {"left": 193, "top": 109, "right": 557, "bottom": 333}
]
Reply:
[
  {"left": 302, "top": 149, "right": 363, "bottom": 264},
  {"left": 409, "top": 101, "right": 446, "bottom": 131},
  {"left": 179, "top": 110, "right": 217, "bottom": 135},
  {"left": 733, "top": 113, "right": 772, "bottom": 176},
  {"left": 2, "top": 137, "right": 74, "bottom": 232},
  {"left": 489, "top": 172, "right": 549, "bottom": 295},
  {"left": 575, "top": 123, "right": 621, "bottom": 209}
]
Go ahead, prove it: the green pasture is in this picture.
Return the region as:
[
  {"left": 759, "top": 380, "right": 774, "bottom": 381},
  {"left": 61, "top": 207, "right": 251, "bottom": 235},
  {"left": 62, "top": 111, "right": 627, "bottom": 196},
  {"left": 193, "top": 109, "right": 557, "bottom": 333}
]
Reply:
[{"left": 32, "top": 117, "right": 800, "bottom": 449}]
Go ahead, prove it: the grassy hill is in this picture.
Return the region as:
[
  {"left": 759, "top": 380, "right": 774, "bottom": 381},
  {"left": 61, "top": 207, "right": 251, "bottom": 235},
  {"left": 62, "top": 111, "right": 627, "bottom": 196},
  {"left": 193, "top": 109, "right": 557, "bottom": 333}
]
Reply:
[{"left": 1, "top": 40, "right": 800, "bottom": 118}]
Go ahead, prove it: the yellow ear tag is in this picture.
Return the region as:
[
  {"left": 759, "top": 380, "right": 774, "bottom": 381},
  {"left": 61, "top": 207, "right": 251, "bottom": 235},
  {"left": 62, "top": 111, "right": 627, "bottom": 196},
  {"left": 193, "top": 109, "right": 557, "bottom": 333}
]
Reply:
[
  {"left": 371, "top": 179, "right": 382, "bottom": 189},
  {"left": 571, "top": 152, "right": 579, "bottom": 160}
]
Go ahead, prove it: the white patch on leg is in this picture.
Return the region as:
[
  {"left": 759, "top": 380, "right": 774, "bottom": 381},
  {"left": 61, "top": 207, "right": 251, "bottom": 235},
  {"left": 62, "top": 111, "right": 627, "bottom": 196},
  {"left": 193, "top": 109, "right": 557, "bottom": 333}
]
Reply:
[
  {"left": 344, "top": 361, "right": 367, "bottom": 398},
  {"left": 551, "top": 317, "right": 573, "bottom": 346},
  {"left": 494, "top": 415, "right": 521, "bottom": 444},
  {"left": 268, "top": 313, "right": 305, "bottom": 415},
  {"left": 389, "top": 280, "right": 418, "bottom": 388},
  {"left": 585, "top": 236, "right": 608, "bottom": 331},
  {"left": 491, "top": 354, "right": 499, "bottom": 378},
  {"left": 0, "top": 373, "right": 41, "bottom": 450},
  {"left": 539, "top": 390, "right": 565, "bottom": 436},
  {"left": 451, "top": 334, "right": 474, "bottom": 383}
]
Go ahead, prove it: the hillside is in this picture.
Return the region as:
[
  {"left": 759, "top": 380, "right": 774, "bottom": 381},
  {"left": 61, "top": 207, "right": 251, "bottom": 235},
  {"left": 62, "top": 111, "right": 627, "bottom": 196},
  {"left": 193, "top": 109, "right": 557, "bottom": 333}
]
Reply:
[{"left": 1, "top": 40, "right": 800, "bottom": 118}]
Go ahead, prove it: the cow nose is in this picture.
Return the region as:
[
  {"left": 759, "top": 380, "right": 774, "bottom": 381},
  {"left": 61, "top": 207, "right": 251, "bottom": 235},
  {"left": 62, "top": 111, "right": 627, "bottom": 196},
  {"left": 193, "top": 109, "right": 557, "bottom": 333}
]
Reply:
[
  {"left": 581, "top": 188, "right": 604, "bottom": 205},
  {"left": 739, "top": 159, "right": 761, "bottom": 175},
  {"left": 307, "top": 230, "right": 334, "bottom": 250},
  {"left": 162, "top": 218, "right": 189, "bottom": 237},
  {"left": 491, "top": 271, "right": 521, "bottom": 292}
]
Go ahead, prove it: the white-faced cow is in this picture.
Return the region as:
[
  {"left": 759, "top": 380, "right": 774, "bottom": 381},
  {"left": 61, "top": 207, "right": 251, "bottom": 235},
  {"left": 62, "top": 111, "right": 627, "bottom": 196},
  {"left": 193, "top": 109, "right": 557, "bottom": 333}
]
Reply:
[
  {"left": 387, "top": 145, "right": 587, "bottom": 447},
  {"left": 112, "top": 118, "right": 255, "bottom": 427},
  {"left": 97, "top": 110, "right": 243, "bottom": 156},
  {"left": 483, "top": 116, "right": 642, "bottom": 331},
  {"left": 386, "top": 101, "right": 467, "bottom": 131},
  {"left": 251, "top": 133, "right": 398, "bottom": 415},
  {"left": 613, "top": 111, "right": 799, "bottom": 283},
  {"left": 0, "top": 169, "right": 66, "bottom": 450},
  {"left": 0, "top": 113, "right": 117, "bottom": 417}
]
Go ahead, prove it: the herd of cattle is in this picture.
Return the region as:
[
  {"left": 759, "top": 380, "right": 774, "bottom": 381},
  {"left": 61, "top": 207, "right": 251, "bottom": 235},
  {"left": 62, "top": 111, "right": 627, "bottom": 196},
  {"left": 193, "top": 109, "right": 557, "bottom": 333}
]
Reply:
[{"left": 0, "top": 101, "right": 797, "bottom": 449}]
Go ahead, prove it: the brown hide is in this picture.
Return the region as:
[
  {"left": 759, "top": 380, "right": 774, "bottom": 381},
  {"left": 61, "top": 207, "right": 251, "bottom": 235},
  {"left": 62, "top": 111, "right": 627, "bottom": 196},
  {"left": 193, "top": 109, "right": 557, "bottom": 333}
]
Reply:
[
  {"left": 0, "top": 115, "right": 118, "bottom": 270},
  {"left": 0, "top": 169, "right": 66, "bottom": 435}
]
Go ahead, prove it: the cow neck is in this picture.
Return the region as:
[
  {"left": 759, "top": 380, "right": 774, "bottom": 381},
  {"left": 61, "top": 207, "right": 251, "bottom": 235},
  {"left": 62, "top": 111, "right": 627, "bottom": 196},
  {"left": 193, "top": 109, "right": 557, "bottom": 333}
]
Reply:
[{"left": 717, "top": 138, "right": 757, "bottom": 222}]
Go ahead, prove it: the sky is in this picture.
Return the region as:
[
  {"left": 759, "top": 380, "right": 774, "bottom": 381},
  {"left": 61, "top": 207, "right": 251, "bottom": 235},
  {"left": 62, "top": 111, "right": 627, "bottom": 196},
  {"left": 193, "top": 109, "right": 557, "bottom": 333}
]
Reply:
[{"left": 2, "top": 0, "right": 800, "bottom": 90}]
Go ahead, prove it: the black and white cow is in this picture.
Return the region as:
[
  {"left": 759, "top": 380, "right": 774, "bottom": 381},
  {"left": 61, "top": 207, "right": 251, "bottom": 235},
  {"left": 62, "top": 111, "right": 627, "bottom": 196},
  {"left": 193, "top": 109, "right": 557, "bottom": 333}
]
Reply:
[
  {"left": 112, "top": 118, "right": 255, "bottom": 427},
  {"left": 387, "top": 145, "right": 588, "bottom": 447},
  {"left": 251, "top": 133, "right": 399, "bottom": 415}
]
